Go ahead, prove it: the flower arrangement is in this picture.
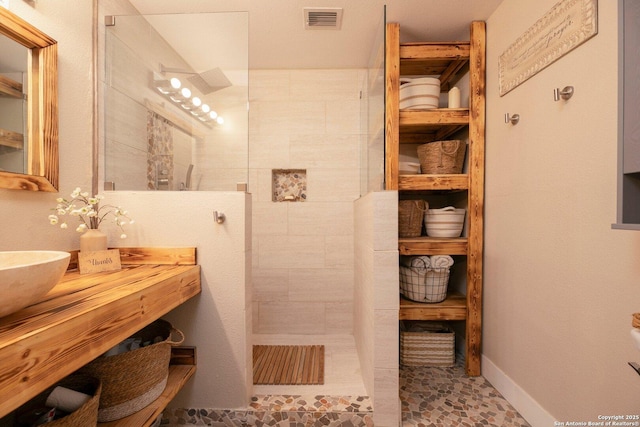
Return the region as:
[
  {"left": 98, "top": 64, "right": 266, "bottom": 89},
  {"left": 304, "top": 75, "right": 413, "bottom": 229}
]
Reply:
[{"left": 48, "top": 187, "right": 133, "bottom": 239}]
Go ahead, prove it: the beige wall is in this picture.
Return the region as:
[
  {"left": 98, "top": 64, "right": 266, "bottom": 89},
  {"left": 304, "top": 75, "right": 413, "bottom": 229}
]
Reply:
[
  {"left": 249, "top": 69, "right": 363, "bottom": 335},
  {"left": 0, "top": 0, "right": 93, "bottom": 252},
  {"left": 485, "top": 0, "right": 640, "bottom": 421},
  {"left": 101, "top": 191, "right": 253, "bottom": 409},
  {"left": 354, "top": 191, "right": 399, "bottom": 427}
]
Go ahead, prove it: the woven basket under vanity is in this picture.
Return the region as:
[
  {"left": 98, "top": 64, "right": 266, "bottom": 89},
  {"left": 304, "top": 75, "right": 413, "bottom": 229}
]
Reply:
[{"left": 79, "top": 319, "right": 184, "bottom": 422}]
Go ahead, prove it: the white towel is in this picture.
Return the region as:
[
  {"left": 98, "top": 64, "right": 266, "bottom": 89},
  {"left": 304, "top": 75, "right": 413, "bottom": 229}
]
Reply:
[
  {"left": 430, "top": 255, "right": 454, "bottom": 268},
  {"left": 400, "top": 255, "right": 430, "bottom": 269}
]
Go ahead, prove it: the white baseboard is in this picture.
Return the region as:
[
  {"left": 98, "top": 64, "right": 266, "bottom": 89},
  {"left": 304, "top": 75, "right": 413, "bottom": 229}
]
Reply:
[{"left": 482, "top": 355, "right": 556, "bottom": 427}]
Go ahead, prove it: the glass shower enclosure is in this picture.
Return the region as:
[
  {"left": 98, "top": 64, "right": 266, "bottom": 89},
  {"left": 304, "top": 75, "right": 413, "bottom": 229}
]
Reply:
[{"left": 103, "top": 12, "right": 248, "bottom": 191}]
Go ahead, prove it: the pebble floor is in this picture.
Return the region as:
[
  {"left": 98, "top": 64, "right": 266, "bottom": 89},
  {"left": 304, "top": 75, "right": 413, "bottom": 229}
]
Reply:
[
  {"left": 400, "top": 362, "right": 531, "bottom": 427},
  {"left": 163, "top": 361, "right": 531, "bottom": 426}
]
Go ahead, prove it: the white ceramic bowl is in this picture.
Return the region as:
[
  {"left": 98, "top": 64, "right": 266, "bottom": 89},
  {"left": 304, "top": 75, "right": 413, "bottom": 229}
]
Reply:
[
  {"left": 399, "top": 77, "right": 441, "bottom": 110},
  {"left": 0, "top": 251, "right": 70, "bottom": 318}
]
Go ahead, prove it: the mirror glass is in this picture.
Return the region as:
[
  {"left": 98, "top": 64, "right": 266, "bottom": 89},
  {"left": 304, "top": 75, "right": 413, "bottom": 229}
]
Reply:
[
  {"left": 0, "top": 36, "right": 27, "bottom": 175},
  {"left": 0, "top": 7, "right": 58, "bottom": 192},
  {"left": 104, "top": 12, "right": 248, "bottom": 191}
]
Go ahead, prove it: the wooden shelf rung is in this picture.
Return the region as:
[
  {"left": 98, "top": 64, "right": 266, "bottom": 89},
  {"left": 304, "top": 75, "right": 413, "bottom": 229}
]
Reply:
[
  {"left": 398, "top": 237, "right": 467, "bottom": 255},
  {"left": 399, "top": 293, "right": 467, "bottom": 321},
  {"left": 0, "top": 75, "right": 23, "bottom": 99}
]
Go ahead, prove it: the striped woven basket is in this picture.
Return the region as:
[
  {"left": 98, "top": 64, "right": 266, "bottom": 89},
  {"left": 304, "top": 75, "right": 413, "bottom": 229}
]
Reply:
[
  {"left": 400, "top": 322, "right": 455, "bottom": 367},
  {"left": 79, "top": 319, "right": 184, "bottom": 422}
]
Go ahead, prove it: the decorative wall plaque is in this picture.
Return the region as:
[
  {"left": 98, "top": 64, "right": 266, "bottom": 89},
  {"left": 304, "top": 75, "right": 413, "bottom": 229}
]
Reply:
[{"left": 498, "top": 0, "right": 598, "bottom": 96}]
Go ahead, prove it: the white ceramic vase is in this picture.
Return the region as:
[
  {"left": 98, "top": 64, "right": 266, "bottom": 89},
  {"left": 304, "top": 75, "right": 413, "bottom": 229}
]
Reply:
[{"left": 80, "top": 229, "right": 108, "bottom": 252}]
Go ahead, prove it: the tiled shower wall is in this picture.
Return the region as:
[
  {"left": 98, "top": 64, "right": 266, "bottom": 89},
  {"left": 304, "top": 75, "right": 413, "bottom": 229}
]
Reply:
[{"left": 249, "top": 69, "right": 365, "bottom": 334}]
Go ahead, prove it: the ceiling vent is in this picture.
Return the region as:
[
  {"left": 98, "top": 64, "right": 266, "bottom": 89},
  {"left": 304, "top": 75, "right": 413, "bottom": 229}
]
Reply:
[{"left": 304, "top": 7, "right": 343, "bottom": 30}]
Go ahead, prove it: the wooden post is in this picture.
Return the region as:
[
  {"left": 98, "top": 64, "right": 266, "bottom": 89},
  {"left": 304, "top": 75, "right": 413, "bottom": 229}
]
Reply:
[{"left": 466, "top": 20, "right": 486, "bottom": 377}]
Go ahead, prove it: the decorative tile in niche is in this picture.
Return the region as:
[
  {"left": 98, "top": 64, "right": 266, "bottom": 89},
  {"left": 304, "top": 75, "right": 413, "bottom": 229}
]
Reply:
[{"left": 272, "top": 169, "right": 307, "bottom": 202}]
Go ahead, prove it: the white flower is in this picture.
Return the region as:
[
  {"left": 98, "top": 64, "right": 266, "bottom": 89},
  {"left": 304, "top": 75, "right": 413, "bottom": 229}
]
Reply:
[{"left": 49, "top": 187, "right": 134, "bottom": 238}]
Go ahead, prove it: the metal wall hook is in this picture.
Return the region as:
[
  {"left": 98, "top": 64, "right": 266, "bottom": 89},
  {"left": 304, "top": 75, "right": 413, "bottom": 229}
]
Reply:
[
  {"left": 213, "top": 210, "right": 225, "bottom": 224},
  {"left": 504, "top": 113, "right": 520, "bottom": 125},
  {"left": 553, "top": 86, "right": 574, "bottom": 101}
]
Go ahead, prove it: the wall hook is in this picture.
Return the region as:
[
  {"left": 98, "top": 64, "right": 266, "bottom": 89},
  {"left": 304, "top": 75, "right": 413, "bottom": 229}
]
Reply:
[
  {"left": 213, "top": 210, "right": 225, "bottom": 224},
  {"left": 553, "top": 86, "right": 574, "bottom": 101},
  {"left": 504, "top": 113, "right": 520, "bottom": 125}
]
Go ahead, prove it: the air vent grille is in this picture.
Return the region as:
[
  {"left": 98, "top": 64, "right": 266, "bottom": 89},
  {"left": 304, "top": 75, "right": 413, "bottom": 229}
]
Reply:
[{"left": 304, "top": 7, "right": 343, "bottom": 30}]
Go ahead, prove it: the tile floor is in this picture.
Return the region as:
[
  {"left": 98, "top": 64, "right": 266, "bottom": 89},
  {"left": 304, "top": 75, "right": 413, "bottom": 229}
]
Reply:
[
  {"left": 400, "top": 362, "right": 531, "bottom": 426},
  {"left": 164, "top": 335, "right": 531, "bottom": 426}
]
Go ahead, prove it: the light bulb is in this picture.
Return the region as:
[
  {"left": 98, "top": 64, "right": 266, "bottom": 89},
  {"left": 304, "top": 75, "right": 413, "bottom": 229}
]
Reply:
[
  {"left": 201, "top": 104, "right": 210, "bottom": 114},
  {"left": 191, "top": 97, "right": 201, "bottom": 107},
  {"left": 155, "top": 77, "right": 182, "bottom": 94},
  {"left": 180, "top": 87, "right": 191, "bottom": 98},
  {"left": 209, "top": 110, "right": 218, "bottom": 120},
  {"left": 216, "top": 116, "right": 224, "bottom": 125}
]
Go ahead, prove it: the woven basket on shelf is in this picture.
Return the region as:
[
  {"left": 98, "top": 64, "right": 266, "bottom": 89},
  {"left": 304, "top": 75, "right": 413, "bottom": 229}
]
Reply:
[
  {"left": 400, "top": 322, "right": 455, "bottom": 367},
  {"left": 399, "top": 200, "right": 427, "bottom": 238},
  {"left": 79, "top": 319, "right": 184, "bottom": 422},
  {"left": 417, "top": 140, "right": 466, "bottom": 174},
  {"left": 3, "top": 375, "right": 101, "bottom": 426}
]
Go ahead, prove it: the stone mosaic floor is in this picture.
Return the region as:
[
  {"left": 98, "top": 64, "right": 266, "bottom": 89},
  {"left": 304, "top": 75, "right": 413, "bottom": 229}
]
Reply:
[
  {"left": 401, "top": 362, "right": 531, "bottom": 427},
  {"left": 163, "top": 395, "right": 373, "bottom": 426},
  {"left": 163, "top": 361, "right": 530, "bottom": 426}
]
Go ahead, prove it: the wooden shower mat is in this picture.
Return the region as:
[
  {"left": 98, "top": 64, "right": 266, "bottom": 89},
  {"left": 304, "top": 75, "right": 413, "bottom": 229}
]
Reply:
[{"left": 253, "top": 345, "right": 325, "bottom": 385}]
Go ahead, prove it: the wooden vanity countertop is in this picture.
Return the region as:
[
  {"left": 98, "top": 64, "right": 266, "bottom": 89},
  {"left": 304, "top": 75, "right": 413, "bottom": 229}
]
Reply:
[{"left": 0, "top": 247, "right": 201, "bottom": 419}]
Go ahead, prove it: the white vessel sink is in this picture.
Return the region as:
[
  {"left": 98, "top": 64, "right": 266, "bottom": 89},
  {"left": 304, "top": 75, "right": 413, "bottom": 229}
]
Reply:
[{"left": 0, "top": 251, "right": 70, "bottom": 318}]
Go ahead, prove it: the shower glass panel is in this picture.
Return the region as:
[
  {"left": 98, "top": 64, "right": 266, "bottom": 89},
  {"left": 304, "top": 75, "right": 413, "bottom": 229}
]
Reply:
[
  {"left": 359, "top": 8, "right": 386, "bottom": 195},
  {"left": 104, "top": 12, "right": 248, "bottom": 191}
]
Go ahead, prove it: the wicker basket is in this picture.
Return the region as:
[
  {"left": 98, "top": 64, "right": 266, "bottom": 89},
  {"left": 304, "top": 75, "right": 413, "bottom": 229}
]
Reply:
[
  {"left": 399, "top": 200, "right": 427, "bottom": 238},
  {"left": 2, "top": 375, "right": 101, "bottom": 426},
  {"left": 417, "top": 140, "right": 466, "bottom": 174},
  {"left": 400, "top": 322, "right": 455, "bottom": 367},
  {"left": 79, "top": 319, "right": 184, "bottom": 422},
  {"left": 399, "top": 257, "right": 450, "bottom": 303}
]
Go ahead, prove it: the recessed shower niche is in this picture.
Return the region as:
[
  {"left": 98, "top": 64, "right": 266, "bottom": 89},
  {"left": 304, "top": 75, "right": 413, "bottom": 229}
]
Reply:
[{"left": 272, "top": 169, "right": 307, "bottom": 202}]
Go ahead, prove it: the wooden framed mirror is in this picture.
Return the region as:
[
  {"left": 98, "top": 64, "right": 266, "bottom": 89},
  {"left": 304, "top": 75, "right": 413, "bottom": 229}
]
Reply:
[{"left": 0, "top": 7, "right": 58, "bottom": 192}]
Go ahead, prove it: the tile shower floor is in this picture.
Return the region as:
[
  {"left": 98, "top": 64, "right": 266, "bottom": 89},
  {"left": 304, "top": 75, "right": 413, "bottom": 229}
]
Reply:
[
  {"left": 252, "top": 334, "right": 367, "bottom": 396},
  {"left": 164, "top": 335, "right": 530, "bottom": 426}
]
